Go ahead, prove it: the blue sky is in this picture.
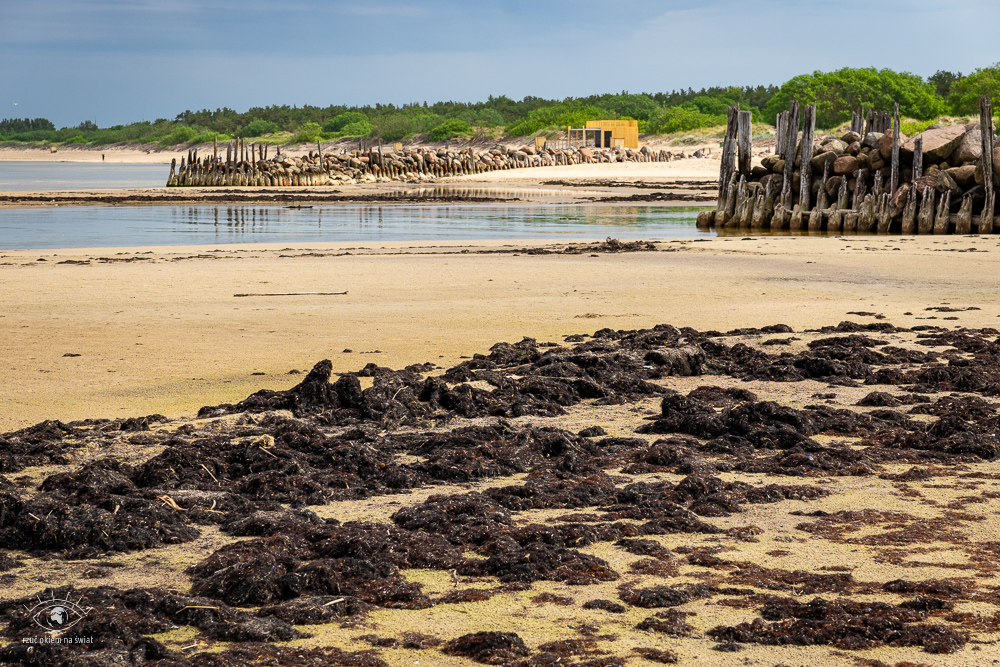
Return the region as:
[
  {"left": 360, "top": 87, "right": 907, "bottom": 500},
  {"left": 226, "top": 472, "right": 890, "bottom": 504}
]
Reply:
[{"left": 1, "top": 1, "right": 997, "bottom": 128}]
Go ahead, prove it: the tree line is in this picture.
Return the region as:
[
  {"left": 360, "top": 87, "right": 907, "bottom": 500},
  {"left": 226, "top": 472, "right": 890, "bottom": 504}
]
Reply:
[{"left": 3, "top": 65, "right": 1000, "bottom": 147}]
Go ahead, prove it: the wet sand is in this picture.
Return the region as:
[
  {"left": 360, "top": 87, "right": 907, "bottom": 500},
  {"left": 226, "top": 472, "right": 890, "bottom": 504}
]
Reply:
[{"left": 3, "top": 234, "right": 999, "bottom": 432}]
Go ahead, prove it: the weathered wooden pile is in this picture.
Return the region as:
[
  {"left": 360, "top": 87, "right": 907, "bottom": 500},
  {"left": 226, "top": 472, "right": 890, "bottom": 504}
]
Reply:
[
  {"left": 165, "top": 140, "right": 686, "bottom": 187},
  {"left": 697, "top": 97, "right": 999, "bottom": 234}
]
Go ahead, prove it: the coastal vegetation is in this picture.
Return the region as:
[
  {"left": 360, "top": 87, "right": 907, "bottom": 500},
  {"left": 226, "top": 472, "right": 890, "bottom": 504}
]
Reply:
[{"left": 0, "top": 66, "right": 989, "bottom": 148}]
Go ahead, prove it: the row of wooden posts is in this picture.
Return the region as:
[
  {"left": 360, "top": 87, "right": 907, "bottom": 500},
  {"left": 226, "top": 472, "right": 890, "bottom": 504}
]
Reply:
[
  {"left": 698, "top": 96, "right": 998, "bottom": 234},
  {"left": 167, "top": 136, "right": 678, "bottom": 187}
]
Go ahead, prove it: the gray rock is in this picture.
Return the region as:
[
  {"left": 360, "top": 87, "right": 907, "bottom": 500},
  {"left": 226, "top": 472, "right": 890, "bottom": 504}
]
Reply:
[
  {"left": 840, "top": 131, "right": 861, "bottom": 144},
  {"left": 936, "top": 169, "right": 962, "bottom": 197},
  {"left": 902, "top": 125, "right": 966, "bottom": 162},
  {"left": 819, "top": 138, "right": 847, "bottom": 155},
  {"left": 761, "top": 154, "right": 781, "bottom": 170},
  {"left": 862, "top": 132, "right": 883, "bottom": 149},
  {"left": 952, "top": 127, "right": 982, "bottom": 164}
]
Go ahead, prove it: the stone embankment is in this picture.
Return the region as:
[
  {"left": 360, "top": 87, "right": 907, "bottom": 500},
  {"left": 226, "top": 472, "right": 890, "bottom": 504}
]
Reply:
[
  {"left": 699, "top": 98, "right": 999, "bottom": 234},
  {"left": 166, "top": 143, "right": 690, "bottom": 187}
]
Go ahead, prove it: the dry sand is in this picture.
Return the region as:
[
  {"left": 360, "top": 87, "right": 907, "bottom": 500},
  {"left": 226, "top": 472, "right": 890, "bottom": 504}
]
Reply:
[
  {"left": 3, "top": 234, "right": 999, "bottom": 432},
  {"left": 0, "top": 145, "right": 180, "bottom": 164}
]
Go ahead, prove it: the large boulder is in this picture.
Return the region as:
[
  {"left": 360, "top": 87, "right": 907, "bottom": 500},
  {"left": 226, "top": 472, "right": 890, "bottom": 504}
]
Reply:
[
  {"left": 902, "top": 125, "right": 966, "bottom": 162},
  {"left": 878, "top": 129, "right": 908, "bottom": 160},
  {"left": 946, "top": 165, "right": 977, "bottom": 188},
  {"left": 862, "top": 132, "right": 883, "bottom": 149},
  {"left": 974, "top": 145, "right": 1000, "bottom": 187},
  {"left": 819, "top": 137, "right": 848, "bottom": 155},
  {"left": 810, "top": 151, "right": 838, "bottom": 172},
  {"left": 833, "top": 155, "right": 859, "bottom": 175},
  {"left": 840, "top": 131, "right": 861, "bottom": 144},
  {"left": 936, "top": 169, "right": 962, "bottom": 197},
  {"left": 825, "top": 175, "right": 845, "bottom": 198},
  {"left": 952, "top": 127, "right": 982, "bottom": 164}
]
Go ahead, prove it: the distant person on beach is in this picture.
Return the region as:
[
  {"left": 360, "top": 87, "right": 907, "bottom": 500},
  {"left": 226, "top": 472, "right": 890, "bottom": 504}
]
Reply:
[{"left": 102, "top": 154, "right": 105, "bottom": 162}]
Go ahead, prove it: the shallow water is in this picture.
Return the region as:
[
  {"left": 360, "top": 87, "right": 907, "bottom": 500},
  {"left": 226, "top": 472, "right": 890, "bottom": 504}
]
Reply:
[
  {"left": 0, "top": 204, "right": 712, "bottom": 250},
  {"left": 0, "top": 161, "right": 167, "bottom": 191}
]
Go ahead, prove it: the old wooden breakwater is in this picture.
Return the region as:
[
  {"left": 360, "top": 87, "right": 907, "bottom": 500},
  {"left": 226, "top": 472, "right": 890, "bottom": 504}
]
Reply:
[
  {"left": 697, "top": 96, "right": 999, "bottom": 234},
  {"left": 166, "top": 140, "right": 685, "bottom": 187}
]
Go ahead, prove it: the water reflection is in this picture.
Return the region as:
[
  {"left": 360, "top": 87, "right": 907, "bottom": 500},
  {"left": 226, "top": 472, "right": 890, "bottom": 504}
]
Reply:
[
  {"left": 382, "top": 186, "right": 573, "bottom": 200},
  {"left": 0, "top": 204, "right": 711, "bottom": 250}
]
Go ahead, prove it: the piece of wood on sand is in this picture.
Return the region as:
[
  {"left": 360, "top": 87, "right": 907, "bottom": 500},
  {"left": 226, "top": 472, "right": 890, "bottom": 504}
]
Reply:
[{"left": 234, "top": 291, "right": 349, "bottom": 297}]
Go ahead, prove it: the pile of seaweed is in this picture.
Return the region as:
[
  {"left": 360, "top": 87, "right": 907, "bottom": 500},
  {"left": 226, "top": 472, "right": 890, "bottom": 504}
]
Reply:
[{"left": 2, "top": 320, "right": 999, "bottom": 665}]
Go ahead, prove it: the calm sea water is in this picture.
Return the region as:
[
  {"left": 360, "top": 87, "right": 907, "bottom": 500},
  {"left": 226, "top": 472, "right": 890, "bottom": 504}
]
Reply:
[
  {"left": 0, "top": 204, "right": 710, "bottom": 250},
  {"left": 0, "top": 161, "right": 166, "bottom": 191},
  {"left": 0, "top": 161, "right": 713, "bottom": 249}
]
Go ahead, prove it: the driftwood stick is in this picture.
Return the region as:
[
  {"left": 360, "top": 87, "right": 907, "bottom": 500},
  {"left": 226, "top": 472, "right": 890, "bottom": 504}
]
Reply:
[{"left": 234, "top": 291, "right": 349, "bottom": 297}]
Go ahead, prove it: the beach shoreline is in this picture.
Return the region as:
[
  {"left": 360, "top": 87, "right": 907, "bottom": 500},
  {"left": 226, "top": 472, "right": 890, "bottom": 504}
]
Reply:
[{"left": 3, "top": 233, "right": 999, "bottom": 432}]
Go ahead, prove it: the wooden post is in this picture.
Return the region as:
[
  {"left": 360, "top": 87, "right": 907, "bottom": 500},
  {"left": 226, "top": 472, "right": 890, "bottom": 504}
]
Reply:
[
  {"left": 213, "top": 135, "right": 217, "bottom": 163},
  {"left": 980, "top": 96, "right": 995, "bottom": 234},
  {"left": 776, "top": 111, "right": 787, "bottom": 157},
  {"left": 933, "top": 190, "right": 951, "bottom": 234},
  {"left": 956, "top": 194, "right": 973, "bottom": 234},
  {"left": 737, "top": 110, "right": 752, "bottom": 181},
  {"left": 917, "top": 187, "right": 935, "bottom": 234},
  {"left": 781, "top": 100, "right": 800, "bottom": 209},
  {"left": 912, "top": 136, "right": 923, "bottom": 182},
  {"left": 718, "top": 106, "right": 739, "bottom": 203},
  {"left": 876, "top": 193, "right": 892, "bottom": 233},
  {"left": 901, "top": 187, "right": 917, "bottom": 234},
  {"left": 890, "top": 103, "right": 900, "bottom": 198},
  {"left": 799, "top": 104, "right": 816, "bottom": 211}
]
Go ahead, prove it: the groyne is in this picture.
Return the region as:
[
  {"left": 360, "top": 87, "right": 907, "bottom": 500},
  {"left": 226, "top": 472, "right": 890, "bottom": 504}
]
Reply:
[
  {"left": 165, "top": 141, "right": 688, "bottom": 187},
  {"left": 697, "top": 97, "right": 999, "bottom": 234}
]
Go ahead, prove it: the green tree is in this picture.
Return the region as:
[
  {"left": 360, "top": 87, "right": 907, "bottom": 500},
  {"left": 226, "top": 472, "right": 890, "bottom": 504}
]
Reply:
[
  {"left": 948, "top": 64, "right": 1000, "bottom": 115},
  {"left": 324, "top": 111, "right": 369, "bottom": 133},
  {"left": 428, "top": 119, "right": 472, "bottom": 142},
  {"left": 929, "top": 70, "right": 963, "bottom": 99},
  {"left": 243, "top": 118, "right": 278, "bottom": 137},
  {"left": 765, "top": 67, "right": 945, "bottom": 128}
]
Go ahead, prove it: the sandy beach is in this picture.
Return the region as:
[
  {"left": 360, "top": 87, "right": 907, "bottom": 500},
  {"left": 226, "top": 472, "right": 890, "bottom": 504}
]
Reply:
[
  {"left": 4, "top": 161, "right": 1000, "bottom": 667},
  {"left": 2, "top": 234, "right": 998, "bottom": 432}
]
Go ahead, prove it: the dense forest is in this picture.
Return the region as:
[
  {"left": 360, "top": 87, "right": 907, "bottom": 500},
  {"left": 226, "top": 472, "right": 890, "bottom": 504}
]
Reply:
[{"left": 2, "top": 65, "right": 997, "bottom": 147}]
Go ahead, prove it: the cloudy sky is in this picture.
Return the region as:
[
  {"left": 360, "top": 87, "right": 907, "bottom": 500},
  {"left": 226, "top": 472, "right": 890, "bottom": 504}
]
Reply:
[{"left": 1, "top": 1, "right": 996, "bottom": 128}]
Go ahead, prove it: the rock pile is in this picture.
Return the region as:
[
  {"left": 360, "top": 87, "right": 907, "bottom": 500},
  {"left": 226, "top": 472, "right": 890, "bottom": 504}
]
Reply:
[
  {"left": 166, "top": 143, "right": 684, "bottom": 187},
  {"left": 700, "top": 99, "right": 999, "bottom": 235}
]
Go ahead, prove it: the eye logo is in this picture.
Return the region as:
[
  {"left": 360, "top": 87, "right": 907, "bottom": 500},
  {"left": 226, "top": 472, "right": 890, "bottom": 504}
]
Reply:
[{"left": 24, "top": 593, "right": 91, "bottom": 632}]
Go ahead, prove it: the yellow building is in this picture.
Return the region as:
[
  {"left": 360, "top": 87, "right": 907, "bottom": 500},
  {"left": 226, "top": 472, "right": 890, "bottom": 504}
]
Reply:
[{"left": 585, "top": 119, "right": 639, "bottom": 149}]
